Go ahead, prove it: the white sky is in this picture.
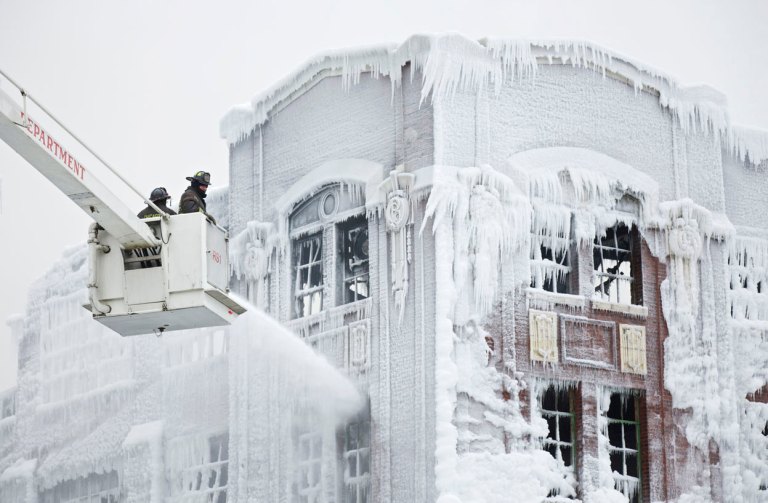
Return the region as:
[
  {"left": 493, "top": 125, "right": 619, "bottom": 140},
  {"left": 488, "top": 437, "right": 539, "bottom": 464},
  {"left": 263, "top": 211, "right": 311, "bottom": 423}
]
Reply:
[{"left": 1, "top": 0, "right": 767, "bottom": 390}]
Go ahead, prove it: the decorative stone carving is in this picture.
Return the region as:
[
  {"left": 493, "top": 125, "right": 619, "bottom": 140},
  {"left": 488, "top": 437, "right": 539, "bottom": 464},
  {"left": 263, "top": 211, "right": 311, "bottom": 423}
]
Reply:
[
  {"left": 668, "top": 217, "right": 702, "bottom": 260},
  {"left": 379, "top": 169, "right": 415, "bottom": 323},
  {"left": 230, "top": 221, "right": 277, "bottom": 309},
  {"left": 620, "top": 324, "right": 647, "bottom": 375},
  {"left": 385, "top": 191, "right": 409, "bottom": 231},
  {"left": 560, "top": 315, "right": 617, "bottom": 370},
  {"left": 346, "top": 320, "right": 370, "bottom": 372},
  {"left": 529, "top": 310, "right": 558, "bottom": 363}
]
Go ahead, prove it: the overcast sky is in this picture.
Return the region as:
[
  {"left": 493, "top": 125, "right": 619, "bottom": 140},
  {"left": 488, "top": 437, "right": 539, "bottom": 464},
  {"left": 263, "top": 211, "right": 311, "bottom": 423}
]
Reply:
[{"left": 1, "top": 0, "right": 766, "bottom": 390}]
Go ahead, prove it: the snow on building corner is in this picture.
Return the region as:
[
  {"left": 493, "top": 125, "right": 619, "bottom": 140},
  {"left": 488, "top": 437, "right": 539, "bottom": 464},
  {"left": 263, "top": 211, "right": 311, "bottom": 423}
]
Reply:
[{"left": 3, "top": 32, "right": 768, "bottom": 503}]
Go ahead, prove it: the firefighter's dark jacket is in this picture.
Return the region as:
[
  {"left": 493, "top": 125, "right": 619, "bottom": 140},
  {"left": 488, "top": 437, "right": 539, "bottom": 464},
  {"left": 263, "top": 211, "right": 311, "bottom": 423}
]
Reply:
[
  {"left": 179, "top": 185, "right": 216, "bottom": 224},
  {"left": 137, "top": 201, "right": 177, "bottom": 219}
]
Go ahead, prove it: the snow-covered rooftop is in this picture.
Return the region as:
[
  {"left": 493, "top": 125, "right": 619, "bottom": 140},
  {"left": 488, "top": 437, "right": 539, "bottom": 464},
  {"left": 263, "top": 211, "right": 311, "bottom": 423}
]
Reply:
[{"left": 219, "top": 33, "right": 768, "bottom": 166}]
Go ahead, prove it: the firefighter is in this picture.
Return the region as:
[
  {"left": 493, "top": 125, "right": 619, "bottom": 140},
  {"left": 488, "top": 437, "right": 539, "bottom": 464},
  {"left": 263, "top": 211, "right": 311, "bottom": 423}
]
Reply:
[
  {"left": 179, "top": 170, "right": 216, "bottom": 224},
  {"left": 137, "top": 187, "right": 177, "bottom": 219},
  {"left": 133, "top": 187, "right": 175, "bottom": 268}
]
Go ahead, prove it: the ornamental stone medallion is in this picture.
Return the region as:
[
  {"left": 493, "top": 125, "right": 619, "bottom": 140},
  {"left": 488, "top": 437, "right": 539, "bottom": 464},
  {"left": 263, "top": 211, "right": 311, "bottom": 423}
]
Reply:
[
  {"left": 529, "top": 310, "right": 558, "bottom": 363},
  {"left": 385, "top": 190, "right": 409, "bottom": 232},
  {"left": 668, "top": 217, "right": 702, "bottom": 260},
  {"left": 379, "top": 169, "right": 415, "bottom": 323},
  {"left": 620, "top": 324, "right": 647, "bottom": 375}
]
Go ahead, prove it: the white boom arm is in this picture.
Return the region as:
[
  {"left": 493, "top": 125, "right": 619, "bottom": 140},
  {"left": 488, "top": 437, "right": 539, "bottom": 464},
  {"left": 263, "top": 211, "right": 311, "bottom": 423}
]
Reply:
[{"left": 0, "top": 85, "right": 158, "bottom": 249}]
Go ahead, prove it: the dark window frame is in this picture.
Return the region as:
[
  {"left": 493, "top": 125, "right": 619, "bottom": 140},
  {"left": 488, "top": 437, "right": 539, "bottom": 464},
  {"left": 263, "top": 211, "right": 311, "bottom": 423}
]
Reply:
[
  {"left": 289, "top": 185, "right": 369, "bottom": 320},
  {"left": 339, "top": 215, "right": 370, "bottom": 305},
  {"left": 593, "top": 223, "right": 643, "bottom": 306},
  {"left": 540, "top": 384, "right": 577, "bottom": 469},
  {"left": 292, "top": 232, "right": 324, "bottom": 319},
  {"left": 530, "top": 214, "right": 575, "bottom": 294},
  {"left": 605, "top": 392, "right": 643, "bottom": 503}
]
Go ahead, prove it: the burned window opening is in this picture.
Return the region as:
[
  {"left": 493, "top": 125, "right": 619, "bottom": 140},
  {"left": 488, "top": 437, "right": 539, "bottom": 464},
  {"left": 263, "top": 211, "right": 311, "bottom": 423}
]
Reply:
[
  {"left": 340, "top": 217, "right": 370, "bottom": 304},
  {"left": 531, "top": 241, "right": 572, "bottom": 294},
  {"left": 530, "top": 210, "right": 574, "bottom": 294},
  {"left": 293, "top": 233, "right": 323, "bottom": 318},
  {"left": 593, "top": 224, "right": 642, "bottom": 305}
]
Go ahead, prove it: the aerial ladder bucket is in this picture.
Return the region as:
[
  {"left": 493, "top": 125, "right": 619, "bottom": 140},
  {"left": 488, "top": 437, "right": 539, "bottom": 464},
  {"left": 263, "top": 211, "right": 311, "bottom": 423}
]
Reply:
[{"left": 0, "top": 69, "right": 245, "bottom": 336}]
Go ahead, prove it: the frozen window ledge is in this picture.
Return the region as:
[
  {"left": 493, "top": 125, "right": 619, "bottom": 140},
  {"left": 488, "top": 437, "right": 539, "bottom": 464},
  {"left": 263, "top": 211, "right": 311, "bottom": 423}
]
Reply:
[
  {"left": 527, "top": 288, "right": 586, "bottom": 311},
  {"left": 592, "top": 299, "right": 648, "bottom": 318}
]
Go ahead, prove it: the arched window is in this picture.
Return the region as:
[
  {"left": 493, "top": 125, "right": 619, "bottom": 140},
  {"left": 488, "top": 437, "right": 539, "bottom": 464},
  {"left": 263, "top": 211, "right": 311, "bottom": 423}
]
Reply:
[{"left": 289, "top": 185, "right": 369, "bottom": 319}]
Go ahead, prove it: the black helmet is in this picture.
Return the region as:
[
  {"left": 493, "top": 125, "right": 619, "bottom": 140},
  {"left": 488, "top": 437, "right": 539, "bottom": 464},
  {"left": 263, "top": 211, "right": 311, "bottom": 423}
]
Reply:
[
  {"left": 186, "top": 170, "right": 212, "bottom": 185},
  {"left": 149, "top": 187, "right": 170, "bottom": 202}
]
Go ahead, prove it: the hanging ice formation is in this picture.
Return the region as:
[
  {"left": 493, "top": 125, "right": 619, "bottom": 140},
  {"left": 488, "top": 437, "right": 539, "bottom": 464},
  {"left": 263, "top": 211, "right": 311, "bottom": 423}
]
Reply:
[
  {"left": 418, "top": 146, "right": 767, "bottom": 501},
  {"left": 229, "top": 221, "right": 278, "bottom": 308},
  {"left": 423, "top": 165, "right": 531, "bottom": 319},
  {"left": 221, "top": 34, "right": 768, "bottom": 169}
]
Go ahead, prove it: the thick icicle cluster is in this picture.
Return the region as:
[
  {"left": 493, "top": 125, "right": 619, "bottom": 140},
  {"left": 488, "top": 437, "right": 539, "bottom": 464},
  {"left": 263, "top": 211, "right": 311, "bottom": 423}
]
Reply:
[
  {"left": 728, "top": 236, "right": 768, "bottom": 500},
  {"left": 219, "top": 33, "right": 768, "bottom": 166},
  {"left": 424, "top": 165, "right": 531, "bottom": 317},
  {"left": 422, "top": 148, "right": 768, "bottom": 502}
]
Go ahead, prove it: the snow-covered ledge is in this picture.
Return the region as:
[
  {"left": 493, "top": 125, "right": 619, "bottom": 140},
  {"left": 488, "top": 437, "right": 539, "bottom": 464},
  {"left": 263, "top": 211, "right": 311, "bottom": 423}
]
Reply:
[{"left": 275, "top": 158, "right": 385, "bottom": 219}]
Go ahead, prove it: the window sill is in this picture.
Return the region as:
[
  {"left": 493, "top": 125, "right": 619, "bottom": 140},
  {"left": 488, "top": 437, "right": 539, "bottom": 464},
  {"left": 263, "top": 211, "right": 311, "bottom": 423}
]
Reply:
[
  {"left": 526, "top": 288, "right": 586, "bottom": 311},
  {"left": 591, "top": 299, "right": 648, "bottom": 318},
  {"left": 287, "top": 298, "right": 373, "bottom": 338}
]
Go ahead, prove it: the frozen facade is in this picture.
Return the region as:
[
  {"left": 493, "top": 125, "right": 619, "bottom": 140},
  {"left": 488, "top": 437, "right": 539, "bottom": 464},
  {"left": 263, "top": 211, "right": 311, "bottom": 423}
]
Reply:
[{"left": 2, "top": 33, "right": 768, "bottom": 503}]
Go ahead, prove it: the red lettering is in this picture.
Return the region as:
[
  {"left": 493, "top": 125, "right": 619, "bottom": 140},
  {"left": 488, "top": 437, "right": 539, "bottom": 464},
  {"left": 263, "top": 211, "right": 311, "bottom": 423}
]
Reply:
[{"left": 20, "top": 113, "right": 86, "bottom": 181}]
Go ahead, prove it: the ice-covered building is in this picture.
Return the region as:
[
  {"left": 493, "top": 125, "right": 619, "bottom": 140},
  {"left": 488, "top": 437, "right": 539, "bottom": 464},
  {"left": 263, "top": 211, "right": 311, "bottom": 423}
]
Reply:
[{"left": 3, "top": 33, "right": 768, "bottom": 503}]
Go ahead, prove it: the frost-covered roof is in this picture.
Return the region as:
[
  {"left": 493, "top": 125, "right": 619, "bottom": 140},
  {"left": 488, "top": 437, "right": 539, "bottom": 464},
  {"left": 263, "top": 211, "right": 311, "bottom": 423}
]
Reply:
[{"left": 220, "top": 33, "right": 768, "bottom": 165}]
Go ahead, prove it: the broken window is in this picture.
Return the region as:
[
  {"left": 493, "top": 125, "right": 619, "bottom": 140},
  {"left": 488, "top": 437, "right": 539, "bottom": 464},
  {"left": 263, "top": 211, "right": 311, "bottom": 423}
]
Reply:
[
  {"left": 340, "top": 216, "right": 370, "bottom": 304},
  {"left": 341, "top": 403, "right": 371, "bottom": 503},
  {"left": 593, "top": 224, "right": 642, "bottom": 305},
  {"left": 606, "top": 393, "right": 642, "bottom": 503},
  {"left": 530, "top": 209, "right": 574, "bottom": 294},
  {"left": 290, "top": 185, "right": 371, "bottom": 319},
  {"left": 293, "top": 233, "right": 324, "bottom": 318},
  {"left": 541, "top": 385, "right": 576, "bottom": 469},
  {"left": 531, "top": 237, "right": 572, "bottom": 293}
]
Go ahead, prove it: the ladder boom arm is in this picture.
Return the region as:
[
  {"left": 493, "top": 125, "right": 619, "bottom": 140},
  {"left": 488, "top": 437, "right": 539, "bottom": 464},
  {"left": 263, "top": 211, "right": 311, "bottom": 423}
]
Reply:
[{"left": 0, "top": 87, "right": 158, "bottom": 249}]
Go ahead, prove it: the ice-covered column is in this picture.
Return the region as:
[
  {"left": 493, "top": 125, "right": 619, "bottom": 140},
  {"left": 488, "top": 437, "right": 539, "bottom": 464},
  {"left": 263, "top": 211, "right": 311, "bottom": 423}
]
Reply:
[{"left": 660, "top": 200, "right": 744, "bottom": 501}]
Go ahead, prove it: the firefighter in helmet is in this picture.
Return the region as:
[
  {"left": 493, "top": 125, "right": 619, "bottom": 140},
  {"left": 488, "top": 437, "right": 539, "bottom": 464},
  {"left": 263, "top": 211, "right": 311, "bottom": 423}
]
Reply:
[
  {"left": 137, "top": 187, "right": 177, "bottom": 219},
  {"left": 179, "top": 171, "right": 216, "bottom": 224}
]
